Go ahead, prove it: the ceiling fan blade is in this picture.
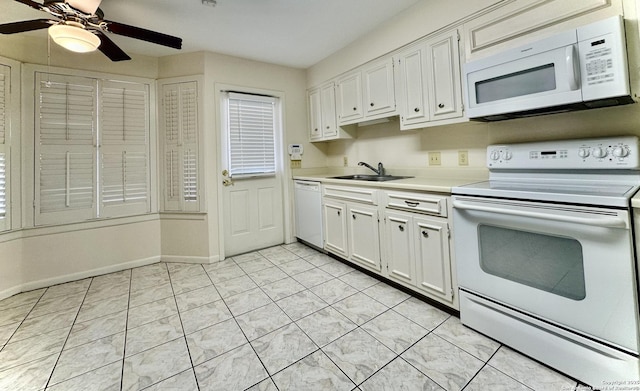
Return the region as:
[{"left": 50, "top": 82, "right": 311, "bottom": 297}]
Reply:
[
  {"left": 14, "top": 0, "right": 46, "bottom": 11},
  {"left": 103, "top": 20, "right": 182, "bottom": 50},
  {"left": 66, "top": 0, "right": 102, "bottom": 15},
  {"left": 0, "top": 19, "right": 54, "bottom": 34},
  {"left": 95, "top": 31, "right": 131, "bottom": 61}
]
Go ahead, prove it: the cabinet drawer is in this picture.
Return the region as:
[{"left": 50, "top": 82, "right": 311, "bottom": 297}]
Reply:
[
  {"left": 323, "top": 185, "right": 378, "bottom": 205},
  {"left": 384, "top": 191, "right": 447, "bottom": 217}
]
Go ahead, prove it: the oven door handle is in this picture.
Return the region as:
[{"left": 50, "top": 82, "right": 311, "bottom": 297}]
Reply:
[{"left": 452, "top": 199, "right": 628, "bottom": 228}]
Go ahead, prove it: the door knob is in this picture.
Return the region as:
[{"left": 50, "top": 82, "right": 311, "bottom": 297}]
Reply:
[{"left": 223, "top": 178, "right": 234, "bottom": 187}]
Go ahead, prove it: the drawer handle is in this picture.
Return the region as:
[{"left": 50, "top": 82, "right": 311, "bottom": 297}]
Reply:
[
  {"left": 399, "top": 225, "right": 405, "bottom": 232},
  {"left": 422, "top": 230, "right": 429, "bottom": 238},
  {"left": 405, "top": 201, "right": 419, "bottom": 207}
]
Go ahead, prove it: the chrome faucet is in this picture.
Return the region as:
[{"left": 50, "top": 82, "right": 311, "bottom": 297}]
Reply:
[{"left": 358, "top": 161, "right": 385, "bottom": 176}]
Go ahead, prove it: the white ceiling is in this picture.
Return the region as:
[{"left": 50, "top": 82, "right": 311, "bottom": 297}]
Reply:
[{"left": 1, "top": 0, "right": 423, "bottom": 68}]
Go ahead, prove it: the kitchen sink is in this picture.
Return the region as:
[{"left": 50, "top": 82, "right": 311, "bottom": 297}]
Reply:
[{"left": 330, "top": 174, "right": 414, "bottom": 182}]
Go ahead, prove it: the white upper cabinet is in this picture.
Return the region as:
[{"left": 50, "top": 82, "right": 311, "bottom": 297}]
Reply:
[
  {"left": 336, "top": 57, "right": 397, "bottom": 126},
  {"left": 308, "top": 81, "right": 353, "bottom": 142},
  {"left": 397, "top": 44, "right": 429, "bottom": 126},
  {"left": 320, "top": 83, "right": 338, "bottom": 138},
  {"left": 396, "top": 28, "right": 465, "bottom": 130},
  {"left": 336, "top": 71, "right": 364, "bottom": 125},
  {"left": 363, "top": 57, "right": 397, "bottom": 119},
  {"left": 426, "top": 29, "right": 463, "bottom": 122},
  {"left": 308, "top": 87, "right": 322, "bottom": 141}
]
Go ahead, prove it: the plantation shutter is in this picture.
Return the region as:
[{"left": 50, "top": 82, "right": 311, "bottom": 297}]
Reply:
[
  {"left": 35, "top": 73, "right": 97, "bottom": 225},
  {"left": 0, "top": 65, "right": 8, "bottom": 231},
  {"left": 161, "top": 81, "right": 199, "bottom": 211},
  {"left": 226, "top": 92, "right": 276, "bottom": 177},
  {"left": 99, "top": 80, "right": 150, "bottom": 217}
]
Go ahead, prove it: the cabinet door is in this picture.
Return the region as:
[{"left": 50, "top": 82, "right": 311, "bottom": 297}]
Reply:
[
  {"left": 308, "top": 88, "right": 322, "bottom": 140},
  {"left": 363, "top": 58, "right": 396, "bottom": 118},
  {"left": 323, "top": 200, "right": 348, "bottom": 258},
  {"left": 413, "top": 216, "right": 453, "bottom": 302},
  {"left": 320, "top": 83, "right": 337, "bottom": 138},
  {"left": 426, "top": 29, "right": 463, "bottom": 121},
  {"left": 397, "top": 46, "right": 429, "bottom": 126},
  {"left": 348, "top": 204, "right": 381, "bottom": 272},
  {"left": 384, "top": 211, "right": 416, "bottom": 285},
  {"left": 336, "top": 71, "right": 363, "bottom": 124}
]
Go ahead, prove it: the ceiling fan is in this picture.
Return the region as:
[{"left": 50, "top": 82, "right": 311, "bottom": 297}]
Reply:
[{"left": 0, "top": 0, "right": 182, "bottom": 61}]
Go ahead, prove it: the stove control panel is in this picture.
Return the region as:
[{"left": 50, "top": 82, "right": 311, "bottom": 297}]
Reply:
[{"left": 487, "top": 136, "right": 639, "bottom": 169}]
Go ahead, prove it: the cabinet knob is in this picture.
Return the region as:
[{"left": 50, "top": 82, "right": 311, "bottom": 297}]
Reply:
[
  {"left": 352, "top": 214, "right": 356, "bottom": 220},
  {"left": 326, "top": 126, "right": 330, "bottom": 129},
  {"left": 353, "top": 107, "right": 357, "bottom": 111},
  {"left": 414, "top": 107, "right": 420, "bottom": 112},
  {"left": 422, "top": 230, "right": 429, "bottom": 238},
  {"left": 398, "top": 225, "right": 404, "bottom": 232},
  {"left": 337, "top": 210, "right": 341, "bottom": 216},
  {"left": 370, "top": 102, "right": 375, "bottom": 107},
  {"left": 438, "top": 103, "right": 445, "bottom": 109}
]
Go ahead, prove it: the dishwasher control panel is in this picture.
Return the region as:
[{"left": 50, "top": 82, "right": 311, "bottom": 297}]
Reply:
[{"left": 487, "top": 136, "right": 639, "bottom": 169}]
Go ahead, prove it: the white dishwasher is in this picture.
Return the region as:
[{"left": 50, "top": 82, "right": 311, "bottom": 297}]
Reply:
[{"left": 294, "top": 180, "right": 323, "bottom": 249}]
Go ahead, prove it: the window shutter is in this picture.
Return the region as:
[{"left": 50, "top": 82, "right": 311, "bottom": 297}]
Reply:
[
  {"left": 0, "top": 65, "right": 8, "bottom": 231},
  {"left": 161, "top": 81, "right": 199, "bottom": 211},
  {"left": 99, "top": 80, "right": 150, "bottom": 217},
  {"left": 226, "top": 93, "right": 276, "bottom": 177},
  {"left": 35, "top": 73, "right": 97, "bottom": 225}
]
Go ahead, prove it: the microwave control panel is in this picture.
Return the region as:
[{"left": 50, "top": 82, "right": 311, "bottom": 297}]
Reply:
[{"left": 487, "top": 136, "right": 639, "bottom": 169}]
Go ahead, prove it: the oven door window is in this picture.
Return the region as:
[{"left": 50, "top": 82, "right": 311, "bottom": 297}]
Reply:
[{"left": 478, "top": 225, "right": 585, "bottom": 300}]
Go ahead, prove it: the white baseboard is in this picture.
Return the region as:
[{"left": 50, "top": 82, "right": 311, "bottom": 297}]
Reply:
[
  {"left": 0, "top": 253, "right": 226, "bottom": 302},
  {"left": 161, "top": 255, "right": 221, "bottom": 264},
  {"left": 0, "top": 256, "right": 161, "bottom": 301}
]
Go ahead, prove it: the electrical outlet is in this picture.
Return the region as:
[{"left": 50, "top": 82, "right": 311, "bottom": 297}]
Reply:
[
  {"left": 428, "top": 152, "right": 441, "bottom": 166},
  {"left": 290, "top": 160, "right": 301, "bottom": 169},
  {"left": 343, "top": 156, "right": 348, "bottom": 167},
  {"left": 458, "top": 150, "right": 469, "bottom": 166}
]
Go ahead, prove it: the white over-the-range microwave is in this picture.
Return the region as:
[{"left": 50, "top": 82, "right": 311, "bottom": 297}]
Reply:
[{"left": 464, "top": 15, "right": 634, "bottom": 121}]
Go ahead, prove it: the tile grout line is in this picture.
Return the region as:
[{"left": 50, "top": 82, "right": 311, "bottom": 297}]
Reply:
[
  {"left": 165, "top": 261, "right": 202, "bottom": 391},
  {"left": 43, "top": 278, "right": 93, "bottom": 390},
  {"left": 119, "top": 268, "right": 133, "bottom": 391}
]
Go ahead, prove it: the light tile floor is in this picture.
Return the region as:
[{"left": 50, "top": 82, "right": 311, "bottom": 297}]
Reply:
[{"left": 0, "top": 242, "right": 580, "bottom": 391}]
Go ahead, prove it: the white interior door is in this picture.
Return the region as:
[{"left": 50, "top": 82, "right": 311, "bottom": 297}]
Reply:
[{"left": 220, "top": 91, "right": 284, "bottom": 257}]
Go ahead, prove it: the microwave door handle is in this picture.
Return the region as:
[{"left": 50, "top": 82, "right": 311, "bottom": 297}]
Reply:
[
  {"left": 566, "top": 45, "right": 579, "bottom": 90},
  {"left": 452, "top": 199, "right": 627, "bottom": 228}
]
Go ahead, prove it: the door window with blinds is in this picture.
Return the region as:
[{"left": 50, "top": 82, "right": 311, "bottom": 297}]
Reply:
[
  {"left": 161, "top": 81, "right": 199, "bottom": 212},
  {"left": 34, "top": 72, "right": 151, "bottom": 226},
  {"left": 223, "top": 92, "right": 278, "bottom": 177}
]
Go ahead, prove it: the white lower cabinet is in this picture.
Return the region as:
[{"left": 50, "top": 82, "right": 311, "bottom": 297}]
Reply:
[
  {"left": 347, "top": 204, "right": 381, "bottom": 272},
  {"left": 322, "top": 185, "right": 381, "bottom": 273},
  {"left": 383, "top": 210, "right": 453, "bottom": 304},
  {"left": 323, "top": 200, "right": 349, "bottom": 258},
  {"left": 321, "top": 184, "right": 455, "bottom": 308}
]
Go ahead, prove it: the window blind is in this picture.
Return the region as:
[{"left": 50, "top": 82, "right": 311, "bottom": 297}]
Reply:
[
  {"left": 35, "top": 73, "right": 97, "bottom": 225},
  {"left": 99, "top": 81, "right": 150, "bottom": 217},
  {"left": 34, "top": 72, "right": 152, "bottom": 225},
  {"left": 161, "top": 81, "right": 199, "bottom": 211},
  {"left": 226, "top": 92, "right": 277, "bottom": 177}
]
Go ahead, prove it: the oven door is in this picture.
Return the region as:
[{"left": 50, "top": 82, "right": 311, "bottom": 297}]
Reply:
[{"left": 452, "top": 195, "right": 640, "bottom": 354}]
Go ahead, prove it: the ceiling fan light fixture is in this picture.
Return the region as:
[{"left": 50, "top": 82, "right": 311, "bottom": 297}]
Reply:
[{"left": 48, "top": 23, "right": 100, "bottom": 53}]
